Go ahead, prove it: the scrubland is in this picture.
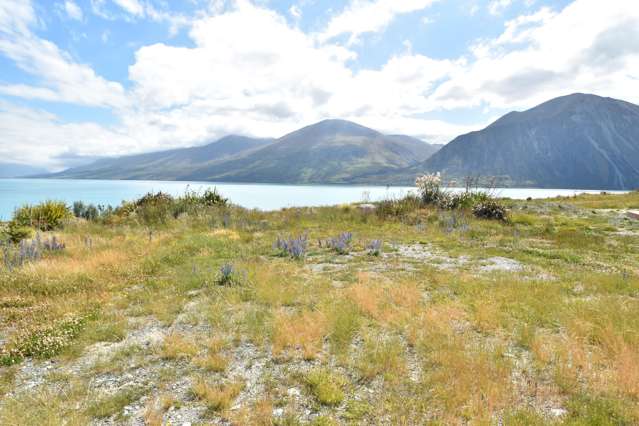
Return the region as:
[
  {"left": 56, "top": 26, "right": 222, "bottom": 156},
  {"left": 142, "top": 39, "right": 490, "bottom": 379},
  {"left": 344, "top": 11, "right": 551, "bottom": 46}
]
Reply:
[{"left": 0, "top": 191, "right": 638, "bottom": 425}]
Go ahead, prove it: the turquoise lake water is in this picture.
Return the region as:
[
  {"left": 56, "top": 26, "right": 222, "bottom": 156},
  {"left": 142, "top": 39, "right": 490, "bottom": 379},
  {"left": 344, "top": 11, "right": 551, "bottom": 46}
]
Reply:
[{"left": 0, "top": 179, "right": 627, "bottom": 220}]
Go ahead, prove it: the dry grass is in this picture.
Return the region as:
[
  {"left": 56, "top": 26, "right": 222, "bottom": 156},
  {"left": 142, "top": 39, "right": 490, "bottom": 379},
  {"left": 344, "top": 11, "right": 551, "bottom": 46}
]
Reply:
[
  {"left": 272, "top": 309, "right": 328, "bottom": 359},
  {"left": 160, "top": 334, "right": 199, "bottom": 360},
  {"left": 191, "top": 378, "right": 244, "bottom": 412}
]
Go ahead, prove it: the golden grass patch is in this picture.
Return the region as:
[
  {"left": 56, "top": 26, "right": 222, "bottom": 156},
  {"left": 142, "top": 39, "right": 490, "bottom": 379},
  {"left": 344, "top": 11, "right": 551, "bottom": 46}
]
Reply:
[{"left": 272, "top": 309, "right": 328, "bottom": 359}]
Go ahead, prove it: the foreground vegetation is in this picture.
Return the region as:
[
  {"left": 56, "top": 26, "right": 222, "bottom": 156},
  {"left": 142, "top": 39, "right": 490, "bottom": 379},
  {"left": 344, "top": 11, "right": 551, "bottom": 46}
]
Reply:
[{"left": 0, "top": 188, "right": 638, "bottom": 425}]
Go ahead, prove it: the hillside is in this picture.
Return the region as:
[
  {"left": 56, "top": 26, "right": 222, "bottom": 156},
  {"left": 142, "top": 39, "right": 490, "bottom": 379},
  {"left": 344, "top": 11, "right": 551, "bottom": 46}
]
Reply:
[
  {"left": 49, "top": 136, "right": 275, "bottom": 180},
  {"left": 47, "top": 120, "right": 439, "bottom": 184},
  {"left": 0, "top": 163, "right": 48, "bottom": 178},
  {"left": 416, "top": 93, "right": 639, "bottom": 189}
]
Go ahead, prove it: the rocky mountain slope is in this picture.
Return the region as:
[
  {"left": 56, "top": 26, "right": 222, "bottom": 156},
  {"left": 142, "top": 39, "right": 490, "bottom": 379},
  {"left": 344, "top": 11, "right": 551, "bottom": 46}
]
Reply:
[{"left": 417, "top": 93, "right": 639, "bottom": 189}]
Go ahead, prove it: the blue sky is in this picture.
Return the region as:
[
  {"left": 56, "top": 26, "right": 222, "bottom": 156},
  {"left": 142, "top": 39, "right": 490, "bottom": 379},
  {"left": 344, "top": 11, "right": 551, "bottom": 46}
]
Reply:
[{"left": 1, "top": 0, "right": 638, "bottom": 170}]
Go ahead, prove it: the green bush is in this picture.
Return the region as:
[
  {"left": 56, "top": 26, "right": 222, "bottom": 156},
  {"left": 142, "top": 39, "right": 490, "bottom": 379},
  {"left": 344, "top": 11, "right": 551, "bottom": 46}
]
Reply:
[
  {"left": 473, "top": 200, "right": 508, "bottom": 221},
  {"left": 4, "top": 222, "right": 34, "bottom": 243},
  {"left": 114, "top": 189, "right": 229, "bottom": 225},
  {"left": 11, "top": 201, "right": 72, "bottom": 231},
  {"left": 375, "top": 194, "right": 422, "bottom": 219}
]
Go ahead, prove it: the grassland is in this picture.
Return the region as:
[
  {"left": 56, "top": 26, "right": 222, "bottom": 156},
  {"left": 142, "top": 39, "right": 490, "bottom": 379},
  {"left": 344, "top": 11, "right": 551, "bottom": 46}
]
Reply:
[{"left": 0, "top": 191, "right": 638, "bottom": 425}]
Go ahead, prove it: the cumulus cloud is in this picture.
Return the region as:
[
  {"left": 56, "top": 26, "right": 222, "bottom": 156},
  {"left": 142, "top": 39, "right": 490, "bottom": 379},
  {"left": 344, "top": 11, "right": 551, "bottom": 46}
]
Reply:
[
  {"left": 2, "top": 0, "right": 639, "bottom": 169},
  {"left": 320, "top": 0, "right": 438, "bottom": 44},
  {"left": 64, "top": 0, "right": 83, "bottom": 20},
  {"left": 111, "top": 0, "right": 144, "bottom": 16},
  {"left": 432, "top": 0, "right": 639, "bottom": 109},
  {"left": 0, "top": 101, "right": 135, "bottom": 169},
  {"left": 0, "top": 0, "right": 127, "bottom": 108}
]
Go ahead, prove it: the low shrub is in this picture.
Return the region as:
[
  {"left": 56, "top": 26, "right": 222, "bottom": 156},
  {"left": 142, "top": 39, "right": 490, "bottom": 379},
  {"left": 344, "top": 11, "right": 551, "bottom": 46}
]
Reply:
[
  {"left": 0, "top": 314, "right": 87, "bottom": 365},
  {"left": 114, "top": 189, "right": 228, "bottom": 225},
  {"left": 72, "top": 201, "right": 112, "bottom": 221},
  {"left": 305, "top": 369, "right": 347, "bottom": 406},
  {"left": 11, "top": 201, "right": 72, "bottom": 231},
  {"left": 216, "top": 263, "right": 244, "bottom": 286},
  {"left": 328, "top": 232, "right": 353, "bottom": 254},
  {"left": 274, "top": 234, "right": 308, "bottom": 259},
  {"left": 375, "top": 194, "right": 422, "bottom": 219},
  {"left": 4, "top": 222, "right": 33, "bottom": 243},
  {"left": 366, "top": 239, "right": 383, "bottom": 256},
  {"left": 473, "top": 200, "right": 508, "bottom": 221},
  {"left": 1, "top": 234, "right": 66, "bottom": 271}
]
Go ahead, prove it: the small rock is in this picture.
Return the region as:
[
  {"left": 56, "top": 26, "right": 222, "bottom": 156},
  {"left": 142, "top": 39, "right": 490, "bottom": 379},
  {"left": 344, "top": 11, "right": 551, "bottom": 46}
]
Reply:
[
  {"left": 550, "top": 408, "right": 567, "bottom": 417},
  {"left": 273, "top": 408, "right": 284, "bottom": 417},
  {"left": 287, "top": 387, "right": 301, "bottom": 397},
  {"left": 358, "top": 203, "right": 377, "bottom": 212},
  {"left": 627, "top": 210, "right": 639, "bottom": 220}
]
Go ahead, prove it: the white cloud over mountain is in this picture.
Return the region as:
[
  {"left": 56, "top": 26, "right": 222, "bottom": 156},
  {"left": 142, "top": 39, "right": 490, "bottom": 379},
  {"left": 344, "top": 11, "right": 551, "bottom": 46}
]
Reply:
[{"left": 1, "top": 0, "right": 639, "bottom": 169}]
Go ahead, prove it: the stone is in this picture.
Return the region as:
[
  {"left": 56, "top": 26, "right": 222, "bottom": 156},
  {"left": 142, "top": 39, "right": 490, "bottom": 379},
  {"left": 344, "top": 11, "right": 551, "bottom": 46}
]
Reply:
[
  {"left": 627, "top": 210, "right": 639, "bottom": 220},
  {"left": 358, "top": 203, "right": 377, "bottom": 212},
  {"left": 550, "top": 408, "right": 567, "bottom": 417},
  {"left": 287, "top": 387, "right": 301, "bottom": 397}
]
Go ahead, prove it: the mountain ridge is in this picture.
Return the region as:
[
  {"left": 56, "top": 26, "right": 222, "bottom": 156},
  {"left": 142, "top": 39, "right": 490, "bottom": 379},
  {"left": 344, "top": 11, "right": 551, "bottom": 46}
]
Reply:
[
  {"left": 412, "top": 93, "right": 639, "bottom": 190},
  {"left": 47, "top": 119, "right": 440, "bottom": 184}
]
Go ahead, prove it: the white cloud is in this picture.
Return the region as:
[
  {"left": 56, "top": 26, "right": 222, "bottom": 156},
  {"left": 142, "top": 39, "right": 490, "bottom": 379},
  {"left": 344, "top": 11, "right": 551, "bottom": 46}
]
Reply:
[
  {"left": 3, "top": 0, "right": 639, "bottom": 170},
  {"left": 432, "top": 0, "right": 639, "bottom": 110},
  {"left": 320, "top": 0, "right": 438, "bottom": 44},
  {"left": 488, "top": 0, "right": 512, "bottom": 15},
  {"left": 0, "top": 1, "right": 127, "bottom": 108},
  {"left": 0, "top": 101, "right": 135, "bottom": 169},
  {"left": 112, "top": 0, "right": 144, "bottom": 16},
  {"left": 289, "top": 5, "right": 301, "bottom": 19},
  {"left": 64, "top": 0, "right": 83, "bottom": 20}
]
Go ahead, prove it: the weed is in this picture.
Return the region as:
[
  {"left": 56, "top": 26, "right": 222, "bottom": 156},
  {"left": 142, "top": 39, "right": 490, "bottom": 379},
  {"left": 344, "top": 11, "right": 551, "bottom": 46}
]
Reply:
[
  {"left": 191, "top": 378, "right": 244, "bottom": 412},
  {"left": 305, "top": 369, "right": 347, "bottom": 406},
  {"left": 274, "top": 234, "right": 308, "bottom": 259}
]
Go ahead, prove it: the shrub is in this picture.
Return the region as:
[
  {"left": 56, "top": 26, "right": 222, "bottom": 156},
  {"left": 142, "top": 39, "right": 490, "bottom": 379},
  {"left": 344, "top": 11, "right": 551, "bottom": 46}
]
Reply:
[
  {"left": 274, "top": 234, "right": 308, "bottom": 259},
  {"left": 415, "top": 172, "right": 443, "bottom": 204},
  {"left": 72, "top": 201, "right": 103, "bottom": 221},
  {"left": 375, "top": 194, "right": 422, "bottom": 219},
  {"left": 305, "top": 369, "right": 347, "bottom": 406},
  {"left": 5, "top": 222, "right": 33, "bottom": 243},
  {"left": 328, "top": 232, "right": 353, "bottom": 254},
  {"left": 366, "top": 239, "right": 383, "bottom": 256},
  {"left": 0, "top": 314, "right": 87, "bottom": 365},
  {"left": 1, "top": 234, "right": 66, "bottom": 271},
  {"left": 11, "top": 201, "right": 72, "bottom": 231},
  {"left": 216, "top": 263, "right": 244, "bottom": 286},
  {"left": 473, "top": 200, "right": 508, "bottom": 221}
]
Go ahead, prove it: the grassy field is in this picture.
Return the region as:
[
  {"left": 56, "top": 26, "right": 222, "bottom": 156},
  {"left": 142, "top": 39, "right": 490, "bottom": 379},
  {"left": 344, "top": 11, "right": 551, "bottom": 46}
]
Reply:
[{"left": 0, "top": 191, "right": 638, "bottom": 425}]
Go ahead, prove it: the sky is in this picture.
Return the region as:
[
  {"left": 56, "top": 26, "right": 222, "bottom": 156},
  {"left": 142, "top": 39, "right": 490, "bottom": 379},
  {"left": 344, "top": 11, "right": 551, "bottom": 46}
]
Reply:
[{"left": 1, "top": 0, "right": 638, "bottom": 171}]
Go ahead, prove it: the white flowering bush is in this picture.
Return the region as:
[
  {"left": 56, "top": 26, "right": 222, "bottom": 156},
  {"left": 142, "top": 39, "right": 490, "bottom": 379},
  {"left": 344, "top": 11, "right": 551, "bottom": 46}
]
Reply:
[{"left": 415, "top": 172, "right": 444, "bottom": 205}]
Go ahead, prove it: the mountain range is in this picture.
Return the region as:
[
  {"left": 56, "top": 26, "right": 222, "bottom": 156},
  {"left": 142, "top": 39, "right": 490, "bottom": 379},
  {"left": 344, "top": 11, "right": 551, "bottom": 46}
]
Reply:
[
  {"left": 41, "top": 93, "right": 639, "bottom": 190},
  {"left": 45, "top": 119, "right": 441, "bottom": 184},
  {"left": 0, "top": 163, "right": 48, "bottom": 178}
]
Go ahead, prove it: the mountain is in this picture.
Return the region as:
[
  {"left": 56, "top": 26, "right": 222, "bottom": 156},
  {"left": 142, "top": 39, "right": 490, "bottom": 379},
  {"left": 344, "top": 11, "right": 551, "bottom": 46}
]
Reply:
[
  {"left": 49, "top": 120, "right": 440, "bottom": 184},
  {"left": 49, "top": 135, "right": 275, "bottom": 180},
  {"left": 0, "top": 163, "right": 48, "bottom": 178},
  {"left": 181, "top": 120, "right": 438, "bottom": 183},
  {"left": 413, "top": 93, "right": 639, "bottom": 189}
]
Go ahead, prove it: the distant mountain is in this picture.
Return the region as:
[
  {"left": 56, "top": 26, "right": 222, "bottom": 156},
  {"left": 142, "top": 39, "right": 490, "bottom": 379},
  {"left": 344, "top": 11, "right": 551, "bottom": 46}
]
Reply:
[
  {"left": 49, "top": 135, "right": 275, "bottom": 180},
  {"left": 49, "top": 120, "right": 440, "bottom": 184},
  {"left": 0, "top": 163, "right": 48, "bottom": 178},
  {"left": 411, "top": 93, "right": 639, "bottom": 189}
]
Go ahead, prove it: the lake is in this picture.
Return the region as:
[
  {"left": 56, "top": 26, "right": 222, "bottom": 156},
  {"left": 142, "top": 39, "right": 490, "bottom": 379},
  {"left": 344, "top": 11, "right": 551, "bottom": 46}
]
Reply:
[{"left": 0, "top": 178, "right": 627, "bottom": 220}]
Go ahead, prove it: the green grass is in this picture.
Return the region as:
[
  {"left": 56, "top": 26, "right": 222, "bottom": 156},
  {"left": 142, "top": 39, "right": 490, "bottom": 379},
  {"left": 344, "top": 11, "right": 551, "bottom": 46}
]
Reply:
[{"left": 0, "top": 193, "right": 638, "bottom": 423}]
